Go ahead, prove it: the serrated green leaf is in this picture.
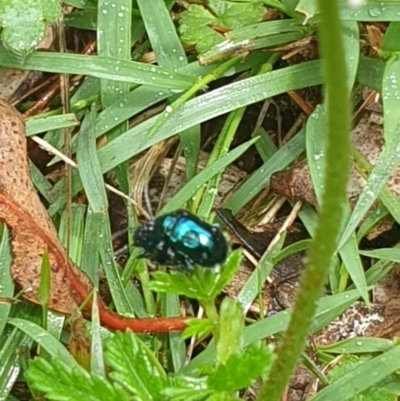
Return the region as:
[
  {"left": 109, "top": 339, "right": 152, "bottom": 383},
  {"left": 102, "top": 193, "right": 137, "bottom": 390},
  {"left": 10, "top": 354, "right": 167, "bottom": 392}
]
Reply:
[
  {"left": 209, "top": 250, "right": 242, "bottom": 299},
  {"left": 209, "top": 0, "right": 265, "bottom": 29},
  {"left": 149, "top": 270, "right": 199, "bottom": 298},
  {"left": 178, "top": 0, "right": 265, "bottom": 53},
  {"left": 182, "top": 318, "right": 214, "bottom": 340},
  {"left": 105, "top": 332, "right": 167, "bottom": 401},
  {"left": 149, "top": 251, "right": 241, "bottom": 304},
  {"left": 179, "top": 5, "right": 223, "bottom": 53},
  {"left": 208, "top": 343, "right": 273, "bottom": 392},
  {"left": 164, "top": 375, "right": 210, "bottom": 401},
  {"left": 25, "top": 357, "right": 128, "bottom": 401}
]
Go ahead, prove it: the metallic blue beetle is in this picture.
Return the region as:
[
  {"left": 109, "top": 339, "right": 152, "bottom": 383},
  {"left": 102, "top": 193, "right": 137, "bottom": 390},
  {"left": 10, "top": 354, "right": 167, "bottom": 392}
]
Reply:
[{"left": 134, "top": 210, "right": 228, "bottom": 269}]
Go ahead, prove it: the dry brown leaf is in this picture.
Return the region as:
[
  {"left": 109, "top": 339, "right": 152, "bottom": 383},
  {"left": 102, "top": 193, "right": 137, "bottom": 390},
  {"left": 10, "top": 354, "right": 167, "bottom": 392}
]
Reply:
[{"left": 0, "top": 99, "right": 186, "bottom": 333}]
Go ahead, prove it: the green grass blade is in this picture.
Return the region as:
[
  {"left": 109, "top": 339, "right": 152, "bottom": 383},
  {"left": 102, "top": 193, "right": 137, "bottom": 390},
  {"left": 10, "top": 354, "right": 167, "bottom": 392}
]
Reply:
[
  {"left": 97, "top": 60, "right": 322, "bottom": 171},
  {"left": 98, "top": 221, "right": 134, "bottom": 315},
  {"left": 49, "top": 60, "right": 322, "bottom": 215},
  {"left": 357, "top": 56, "right": 384, "bottom": 92},
  {"left": 359, "top": 248, "right": 400, "bottom": 263},
  {"left": 318, "top": 337, "right": 393, "bottom": 354},
  {"left": 0, "top": 227, "right": 13, "bottom": 336},
  {"left": 382, "top": 57, "right": 400, "bottom": 141},
  {"left": 59, "top": 204, "right": 86, "bottom": 264},
  {"left": 97, "top": 0, "right": 132, "bottom": 104},
  {"left": 338, "top": 236, "right": 368, "bottom": 303},
  {"left": 228, "top": 19, "right": 304, "bottom": 41},
  {"left": 0, "top": 328, "right": 32, "bottom": 400},
  {"left": 225, "top": 128, "right": 305, "bottom": 214},
  {"left": 26, "top": 114, "right": 79, "bottom": 136},
  {"left": 38, "top": 248, "right": 51, "bottom": 329},
  {"left": 0, "top": 50, "right": 196, "bottom": 90},
  {"left": 339, "top": 123, "right": 400, "bottom": 248},
  {"left": 237, "top": 235, "right": 284, "bottom": 314},
  {"left": 339, "top": 2, "right": 400, "bottom": 21},
  {"left": 306, "top": 106, "right": 368, "bottom": 303},
  {"left": 80, "top": 210, "right": 102, "bottom": 286},
  {"left": 29, "top": 160, "right": 54, "bottom": 203},
  {"left": 8, "top": 318, "right": 78, "bottom": 367},
  {"left": 197, "top": 106, "right": 246, "bottom": 217},
  {"left": 47, "top": 53, "right": 290, "bottom": 163},
  {"left": 137, "top": 0, "right": 186, "bottom": 69},
  {"left": 310, "top": 346, "right": 400, "bottom": 401},
  {"left": 159, "top": 137, "right": 259, "bottom": 214},
  {"left": 76, "top": 108, "right": 108, "bottom": 214},
  {"left": 90, "top": 292, "right": 105, "bottom": 377}
]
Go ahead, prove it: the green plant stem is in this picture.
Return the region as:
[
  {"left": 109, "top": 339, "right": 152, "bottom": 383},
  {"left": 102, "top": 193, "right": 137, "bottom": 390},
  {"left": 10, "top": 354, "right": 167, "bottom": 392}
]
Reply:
[
  {"left": 202, "top": 300, "right": 221, "bottom": 342},
  {"left": 257, "top": 0, "right": 352, "bottom": 399}
]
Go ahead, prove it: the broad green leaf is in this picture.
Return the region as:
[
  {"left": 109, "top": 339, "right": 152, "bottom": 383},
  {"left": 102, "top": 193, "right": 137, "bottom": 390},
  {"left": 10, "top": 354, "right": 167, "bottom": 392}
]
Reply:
[
  {"left": 296, "top": 0, "right": 318, "bottom": 23},
  {"left": 0, "top": 0, "right": 60, "bottom": 55}
]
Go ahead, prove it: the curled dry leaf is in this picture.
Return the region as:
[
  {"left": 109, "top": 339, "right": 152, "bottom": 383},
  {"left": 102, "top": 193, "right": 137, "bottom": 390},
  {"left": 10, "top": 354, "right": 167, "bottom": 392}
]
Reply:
[{"left": 0, "top": 99, "right": 186, "bottom": 333}]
